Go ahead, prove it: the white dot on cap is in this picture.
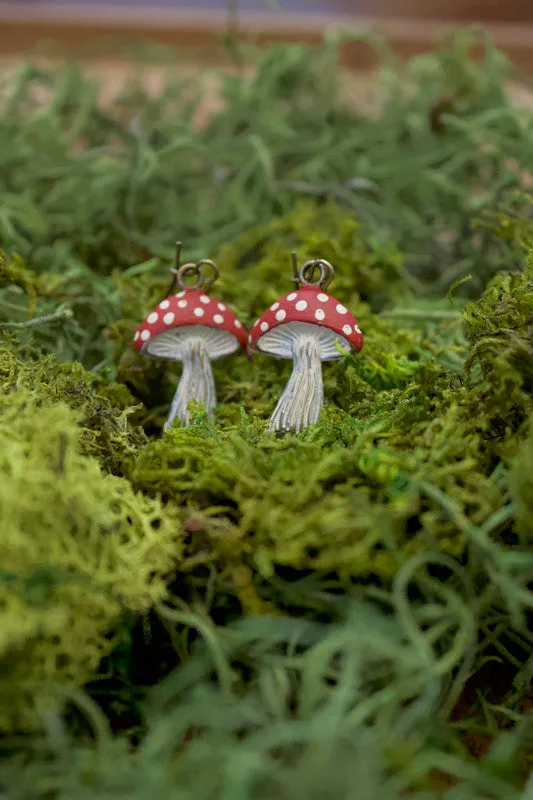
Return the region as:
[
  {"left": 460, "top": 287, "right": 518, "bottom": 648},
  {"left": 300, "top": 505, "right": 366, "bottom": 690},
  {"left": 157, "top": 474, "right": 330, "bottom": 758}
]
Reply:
[
  {"left": 342, "top": 324, "right": 352, "bottom": 336},
  {"left": 160, "top": 299, "right": 170, "bottom": 310},
  {"left": 260, "top": 321, "right": 269, "bottom": 332},
  {"left": 275, "top": 309, "right": 286, "bottom": 322},
  {"left": 287, "top": 293, "right": 297, "bottom": 301},
  {"left": 176, "top": 291, "right": 185, "bottom": 298},
  {"left": 336, "top": 304, "right": 348, "bottom": 315},
  {"left": 147, "top": 312, "right": 158, "bottom": 324},
  {"left": 248, "top": 334, "right": 252, "bottom": 342},
  {"left": 134, "top": 331, "right": 140, "bottom": 341},
  {"left": 295, "top": 300, "right": 307, "bottom": 311},
  {"left": 163, "top": 312, "right": 175, "bottom": 325},
  {"left": 315, "top": 309, "right": 325, "bottom": 321},
  {"left": 200, "top": 295, "right": 210, "bottom": 304},
  {"left": 214, "top": 314, "right": 224, "bottom": 324},
  {"left": 271, "top": 302, "right": 280, "bottom": 311},
  {"left": 217, "top": 302, "right": 226, "bottom": 311},
  {"left": 234, "top": 319, "right": 242, "bottom": 328},
  {"left": 194, "top": 307, "right": 204, "bottom": 317},
  {"left": 178, "top": 300, "right": 187, "bottom": 308},
  {"left": 140, "top": 329, "right": 151, "bottom": 341},
  {"left": 354, "top": 324, "right": 362, "bottom": 334},
  {"left": 317, "top": 293, "right": 329, "bottom": 303}
]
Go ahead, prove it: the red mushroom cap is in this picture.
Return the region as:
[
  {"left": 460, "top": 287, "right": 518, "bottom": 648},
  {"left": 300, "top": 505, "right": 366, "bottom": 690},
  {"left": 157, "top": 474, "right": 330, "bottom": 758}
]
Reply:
[
  {"left": 248, "top": 285, "right": 363, "bottom": 358},
  {"left": 133, "top": 287, "right": 248, "bottom": 354}
]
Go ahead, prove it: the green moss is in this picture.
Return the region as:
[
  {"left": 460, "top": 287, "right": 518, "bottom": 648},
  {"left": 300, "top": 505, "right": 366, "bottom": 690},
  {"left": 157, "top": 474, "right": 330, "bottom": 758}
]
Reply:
[
  {"left": 0, "top": 337, "right": 147, "bottom": 474},
  {"left": 0, "top": 351, "right": 184, "bottom": 730}
]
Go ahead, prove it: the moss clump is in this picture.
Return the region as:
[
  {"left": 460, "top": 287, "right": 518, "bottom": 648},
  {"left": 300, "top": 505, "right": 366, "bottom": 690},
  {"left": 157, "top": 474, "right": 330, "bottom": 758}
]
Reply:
[
  {"left": 0, "top": 363, "right": 183, "bottom": 730},
  {"left": 0, "top": 336, "right": 148, "bottom": 474}
]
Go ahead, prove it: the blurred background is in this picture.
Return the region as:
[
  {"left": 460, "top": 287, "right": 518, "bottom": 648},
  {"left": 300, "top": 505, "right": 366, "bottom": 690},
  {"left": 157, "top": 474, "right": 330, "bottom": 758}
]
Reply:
[{"left": 0, "top": 1, "right": 532, "bottom": 72}]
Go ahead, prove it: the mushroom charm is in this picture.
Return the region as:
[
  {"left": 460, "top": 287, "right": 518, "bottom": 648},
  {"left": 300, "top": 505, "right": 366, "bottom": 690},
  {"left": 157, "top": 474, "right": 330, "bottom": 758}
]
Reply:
[
  {"left": 133, "top": 245, "right": 247, "bottom": 430},
  {"left": 249, "top": 253, "right": 363, "bottom": 433}
]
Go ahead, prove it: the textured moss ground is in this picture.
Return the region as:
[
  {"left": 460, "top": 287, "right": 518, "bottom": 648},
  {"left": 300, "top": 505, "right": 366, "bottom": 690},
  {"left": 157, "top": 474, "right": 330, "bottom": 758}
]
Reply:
[{"left": 2, "top": 30, "right": 533, "bottom": 798}]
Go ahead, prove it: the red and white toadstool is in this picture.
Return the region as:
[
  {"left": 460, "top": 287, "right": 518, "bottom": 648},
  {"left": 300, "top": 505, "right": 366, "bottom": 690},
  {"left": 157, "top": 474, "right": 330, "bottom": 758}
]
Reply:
[
  {"left": 248, "top": 254, "right": 363, "bottom": 433},
  {"left": 133, "top": 247, "right": 247, "bottom": 430}
]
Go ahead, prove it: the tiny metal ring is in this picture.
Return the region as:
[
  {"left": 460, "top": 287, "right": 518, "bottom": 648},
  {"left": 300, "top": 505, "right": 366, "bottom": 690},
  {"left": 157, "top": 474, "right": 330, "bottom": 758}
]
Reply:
[
  {"left": 174, "top": 261, "right": 205, "bottom": 291},
  {"left": 195, "top": 259, "right": 220, "bottom": 291},
  {"left": 299, "top": 258, "right": 335, "bottom": 290}
]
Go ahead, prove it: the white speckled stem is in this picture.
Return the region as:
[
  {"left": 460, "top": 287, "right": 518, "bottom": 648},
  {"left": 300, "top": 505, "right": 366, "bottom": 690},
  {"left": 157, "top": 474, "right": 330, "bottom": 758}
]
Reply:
[
  {"left": 268, "top": 334, "right": 324, "bottom": 434},
  {"left": 164, "top": 340, "right": 216, "bottom": 430}
]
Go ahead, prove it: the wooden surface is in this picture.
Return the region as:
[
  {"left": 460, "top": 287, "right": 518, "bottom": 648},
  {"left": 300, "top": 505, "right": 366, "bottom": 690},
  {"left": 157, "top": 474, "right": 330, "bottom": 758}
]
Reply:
[
  {"left": 1, "top": 2, "right": 533, "bottom": 72},
  {"left": 5, "top": 0, "right": 533, "bottom": 21}
]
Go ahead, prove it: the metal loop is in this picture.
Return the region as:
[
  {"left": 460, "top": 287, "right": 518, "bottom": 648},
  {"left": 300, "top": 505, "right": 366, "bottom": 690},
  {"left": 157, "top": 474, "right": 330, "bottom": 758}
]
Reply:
[
  {"left": 299, "top": 258, "right": 335, "bottom": 290},
  {"left": 170, "top": 258, "right": 220, "bottom": 292},
  {"left": 194, "top": 259, "right": 220, "bottom": 291}
]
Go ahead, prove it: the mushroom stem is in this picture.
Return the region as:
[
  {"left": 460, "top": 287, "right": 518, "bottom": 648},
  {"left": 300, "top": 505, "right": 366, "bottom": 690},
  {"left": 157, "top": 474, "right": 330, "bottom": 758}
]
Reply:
[
  {"left": 269, "top": 334, "right": 324, "bottom": 434},
  {"left": 164, "top": 339, "right": 216, "bottom": 430}
]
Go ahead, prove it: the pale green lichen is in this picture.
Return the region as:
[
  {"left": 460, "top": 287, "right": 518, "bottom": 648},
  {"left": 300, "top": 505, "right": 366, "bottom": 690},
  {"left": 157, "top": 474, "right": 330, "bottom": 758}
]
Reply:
[
  {"left": 0, "top": 377, "right": 183, "bottom": 730},
  {"left": 0, "top": 336, "right": 147, "bottom": 474}
]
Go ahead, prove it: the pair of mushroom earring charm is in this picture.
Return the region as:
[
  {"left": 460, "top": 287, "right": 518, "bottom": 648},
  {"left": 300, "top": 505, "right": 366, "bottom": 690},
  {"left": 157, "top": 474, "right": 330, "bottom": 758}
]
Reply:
[{"left": 133, "top": 243, "right": 364, "bottom": 434}]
